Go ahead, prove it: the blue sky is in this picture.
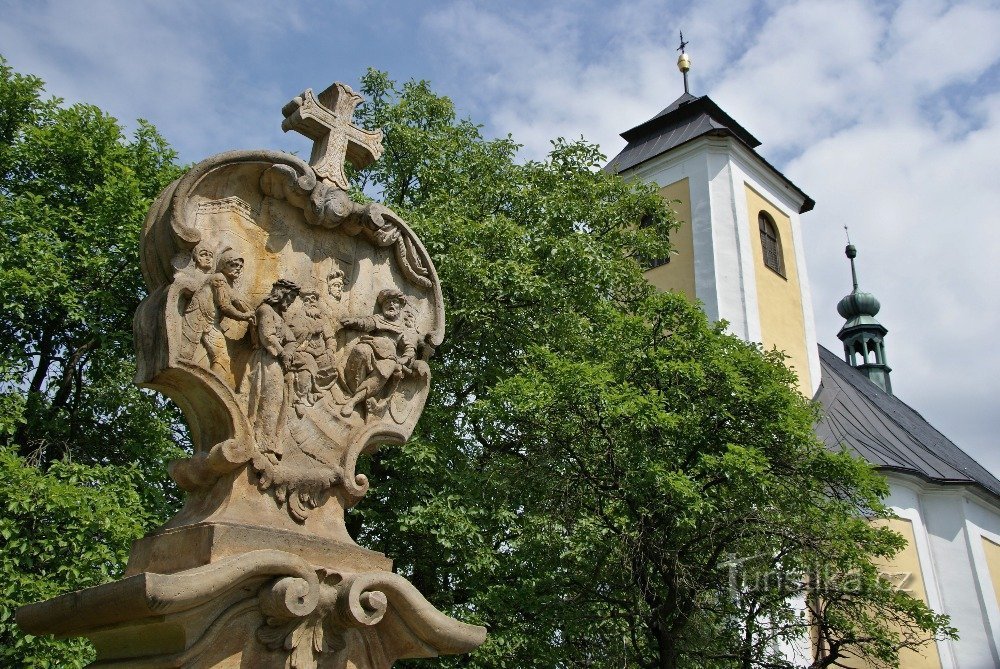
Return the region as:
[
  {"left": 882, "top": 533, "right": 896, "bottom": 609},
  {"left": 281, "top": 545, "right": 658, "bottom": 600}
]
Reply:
[{"left": 2, "top": 0, "right": 1000, "bottom": 475}]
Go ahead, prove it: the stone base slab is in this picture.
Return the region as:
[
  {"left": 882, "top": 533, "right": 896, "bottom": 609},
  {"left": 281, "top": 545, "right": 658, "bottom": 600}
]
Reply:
[
  {"left": 17, "top": 549, "right": 485, "bottom": 668},
  {"left": 124, "top": 521, "right": 391, "bottom": 576}
]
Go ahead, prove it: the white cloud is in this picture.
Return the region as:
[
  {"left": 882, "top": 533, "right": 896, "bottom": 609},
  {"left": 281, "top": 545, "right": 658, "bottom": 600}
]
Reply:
[
  {"left": 1, "top": 0, "right": 998, "bottom": 476},
  {"left": 423, "top": 0, "right": 1000, "bottom": 475},
  {"left": 793, "top": 90, "right": 1000, "bottom": 474},
  {"left": 0, "top": 0, "right": 309, "bottom": 161},
  {"left": 422, "top": 0, "right": 680, "bottom": 159}
]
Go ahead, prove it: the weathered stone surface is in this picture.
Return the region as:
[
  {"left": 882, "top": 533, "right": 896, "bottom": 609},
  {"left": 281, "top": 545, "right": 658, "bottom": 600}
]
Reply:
[
  {"left": 16, "top": 82, "right": 485, "bottom": 668},
  {"left": 123, "top": 521, "right": 392, "bottom": 577},
  {"left": 18, "top": 550, "right": 486, "bottom": 668}
]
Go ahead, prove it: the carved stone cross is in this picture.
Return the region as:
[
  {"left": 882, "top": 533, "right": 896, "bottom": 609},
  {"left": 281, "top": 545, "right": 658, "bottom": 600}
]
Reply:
[{"left": 281, "top": 82, "right": 384, "bottom": 190}]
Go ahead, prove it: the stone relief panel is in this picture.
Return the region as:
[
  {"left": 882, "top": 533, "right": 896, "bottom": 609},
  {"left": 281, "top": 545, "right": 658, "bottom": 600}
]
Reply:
[
  {"left": 19, "top": 82, "right": 484, "bottom": 669},
  {"left": 133, "top": 87, "right": 444, "bottom": 527}
]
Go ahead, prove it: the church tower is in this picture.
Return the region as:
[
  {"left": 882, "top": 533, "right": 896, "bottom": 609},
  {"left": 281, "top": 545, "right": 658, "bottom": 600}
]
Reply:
[
  {"left": 836, "top": 241, "right": 892, "bottom": 394},
  {"left": 607, "top": 37, "right": 819, "bottom": 396},
  {"left": 610, "top": 35, "right": 1000, "bottom": 667}
]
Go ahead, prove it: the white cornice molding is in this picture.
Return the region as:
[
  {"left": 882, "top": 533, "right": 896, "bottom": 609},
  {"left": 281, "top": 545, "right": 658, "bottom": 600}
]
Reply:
[{"left": 620, "top": 137, "right": 810, "bottom": 219}]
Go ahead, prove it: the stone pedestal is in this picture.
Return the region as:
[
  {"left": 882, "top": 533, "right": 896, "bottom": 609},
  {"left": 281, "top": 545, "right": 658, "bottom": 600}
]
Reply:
[
  {"left": 17, "top": 547, "right": 484, "bottom": 668},
  {"left": 16, "top": 82, "right": 485, "bottom": 668}
]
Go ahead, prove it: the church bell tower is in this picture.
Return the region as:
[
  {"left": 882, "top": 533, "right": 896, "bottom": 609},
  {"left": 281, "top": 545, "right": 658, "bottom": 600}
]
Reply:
[{"left": 606, "top": 36, "right": 820, "bottom": 396}]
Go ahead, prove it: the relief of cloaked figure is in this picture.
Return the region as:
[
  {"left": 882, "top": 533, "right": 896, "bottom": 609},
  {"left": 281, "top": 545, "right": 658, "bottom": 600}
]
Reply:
[
  {"left": 179, "top": 246, "right": 254, "bottom": 386},
  {"left": 285, "top": 268, "right": 349, "bottom": 417},
  {"left": 286, "top": 289, "right": 332, "bottom": 417},
  {"left": 246, "top": 279, "right": 300, "bottom": 463},
  {"left": 338, "top": 288, "right": 428, "bottom": 419},
  {"left": 318, "top": 268, "right": 347, "bottom": 383}
]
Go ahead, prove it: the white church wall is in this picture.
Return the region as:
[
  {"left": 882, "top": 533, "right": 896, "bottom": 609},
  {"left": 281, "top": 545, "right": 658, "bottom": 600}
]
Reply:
[
  {"left": 704, "top": 144, "right": 751, "bottom": 340},
  {"left": 722, "top": 147, "right": 763, "bottom": 344},
  {"left": 887, "top": 480, "right": 956, "bottom": 668},
  {"left": 962, "top": 494, "right": 1000, "bottom": 664},
  {"left": 888, "top": 476, "right": 1000, "bottom": 667}
]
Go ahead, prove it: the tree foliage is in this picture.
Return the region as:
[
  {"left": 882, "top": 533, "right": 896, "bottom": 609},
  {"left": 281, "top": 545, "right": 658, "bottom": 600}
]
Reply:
[
  {"left": 349, "top": 70, "right": 953, "bottom": 668},
  {"left": 0, "top": 56, "right": 185, "bottom": 665},
  {"left": 0, "top": 448, "right": 151, "bottom": 667},
  {"left": 0, "top": 57, "right": 184, "bottom": 483},
  {"left": 0, "top": 58, "right": 954, "bottom": 668}
]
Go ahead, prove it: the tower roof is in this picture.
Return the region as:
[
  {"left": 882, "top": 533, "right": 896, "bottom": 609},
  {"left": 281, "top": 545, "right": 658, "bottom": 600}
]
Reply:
[
  {"left": 622, "top": 92, "right": 760, "bottom": 145},
  {"left": 814, "top": 345, "right": 1000, "bottom": 500},
  {"left": 604, "top": 92, "right": 814, "bottom": 213},
  {"left": 836, "top": 243, "right": 887, "bottom": 337}
]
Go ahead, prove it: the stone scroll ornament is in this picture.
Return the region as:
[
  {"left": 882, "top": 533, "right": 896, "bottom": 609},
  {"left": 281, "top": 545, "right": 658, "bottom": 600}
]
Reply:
[{"left": 16, "top": 83, "right": 486, "bottom": 668}]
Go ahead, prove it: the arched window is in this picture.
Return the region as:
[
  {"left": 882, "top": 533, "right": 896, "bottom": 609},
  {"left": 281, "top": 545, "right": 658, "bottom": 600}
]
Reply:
[
  {"left": 640, "top": 213, "right": 670, "bottom": 269},
  {"left": 758, "top": 212, "right": 784, "bottom": 277}
]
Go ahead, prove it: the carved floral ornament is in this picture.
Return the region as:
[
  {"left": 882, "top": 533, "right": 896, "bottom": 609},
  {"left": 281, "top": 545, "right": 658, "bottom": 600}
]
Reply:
[{"left": 133, "top": 83, "right": 444, "bottom": 523}]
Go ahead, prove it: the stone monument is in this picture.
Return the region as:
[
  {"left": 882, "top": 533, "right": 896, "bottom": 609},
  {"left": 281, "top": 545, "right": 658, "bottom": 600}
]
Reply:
[{"left": 16, "top": 82, "right": 486, "bottom": 668}]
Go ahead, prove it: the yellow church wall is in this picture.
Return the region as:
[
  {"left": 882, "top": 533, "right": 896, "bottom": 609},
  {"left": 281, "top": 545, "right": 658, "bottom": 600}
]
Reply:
[
  {"left": 744, "top": 185, "right": 812, "bottom": 396},
  {"left": 644, "top": 179, "right": 696, "bottom": 300},
  {"left": 832, "top": 518, "right": 942, "bottom": 669},
  {"left": 984, "top": 536, "right": 1000, "bottom": 610},
  {"left": 881, "top": 518, "right": 942, "bottom": 669}
]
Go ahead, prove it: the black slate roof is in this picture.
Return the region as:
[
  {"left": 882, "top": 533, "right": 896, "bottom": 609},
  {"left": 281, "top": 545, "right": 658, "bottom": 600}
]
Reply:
[
  {"left": 605, "top": 93, "right": 814, "bottom": 214},
  {"left": 814, "top": 345, "right": 1000, "bottom": 499}
]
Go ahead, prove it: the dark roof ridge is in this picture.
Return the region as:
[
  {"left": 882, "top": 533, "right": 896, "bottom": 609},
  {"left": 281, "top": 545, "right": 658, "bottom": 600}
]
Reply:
[
  {"left": 815, "top": 345, "right": 1000, "bottom": 500},
  {"left": 605, "top": 94, "right": 815, "bottom": 213},
  {"left": 620, "top": 94, "right": 761, "bottom": 148},
  {"left": 654, "top": 91, "right": 698, "bottom": 117}
]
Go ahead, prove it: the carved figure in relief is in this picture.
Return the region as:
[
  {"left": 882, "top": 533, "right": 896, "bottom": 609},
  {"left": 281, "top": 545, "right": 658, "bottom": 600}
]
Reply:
[
  {"left": 174, "top": 243, "right": 214, "bottom": 308},
  {"left": 401, "top": 308, "right": 428, "bottom": 373},
  {"left": 190, "top": 244, "right": 216, "bottom": 276},
  {"left": 180, "top": 247, "right": 254, "bottom": 385},
  {"left": 324, "top": 268, "right": 346, "bottom": 317},
  {"left": 316, "top": 268, "right": 347, "bottom": 385},
  {"left": 338, "top": 288, "right": 426, "bottom": 418},
  {"left": 177, "top": 243, "right": 215, "bottom": 347},
  {"left": 287, "top": 290, "right": 333, "bottom": 416},
  {"left": 247, "top": 279, "right": 300, "bottom": 461}
]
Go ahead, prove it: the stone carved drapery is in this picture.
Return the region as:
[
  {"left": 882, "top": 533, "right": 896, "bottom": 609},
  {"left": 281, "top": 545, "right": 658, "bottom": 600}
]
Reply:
[{"left": 17, "top": 83, "right": 485, "bottom": 668}]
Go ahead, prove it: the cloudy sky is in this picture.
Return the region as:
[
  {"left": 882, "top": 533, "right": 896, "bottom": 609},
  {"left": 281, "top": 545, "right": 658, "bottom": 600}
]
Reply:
[{"left": 2, "top": 0, "right": 998, "bottom": 475}]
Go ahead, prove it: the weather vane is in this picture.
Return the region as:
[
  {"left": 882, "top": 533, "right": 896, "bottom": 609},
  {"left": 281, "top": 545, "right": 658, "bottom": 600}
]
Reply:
[{"left": 677, "top": 30, "right": 691, "bottom": 95}]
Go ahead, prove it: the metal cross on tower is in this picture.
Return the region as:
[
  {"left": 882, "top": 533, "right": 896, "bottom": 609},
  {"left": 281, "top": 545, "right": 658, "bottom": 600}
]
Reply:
[
  {"left": 281, "top": 83, "right": 385, "bottom": 190},
  {"left": 676, "top": 31, "right": 691, "bottom": 94}
]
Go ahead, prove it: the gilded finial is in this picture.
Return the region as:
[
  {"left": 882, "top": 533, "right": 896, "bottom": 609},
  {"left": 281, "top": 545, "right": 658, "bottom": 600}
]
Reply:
[{"left": 677, "top": 31, "right": 691, "bottom": 94}]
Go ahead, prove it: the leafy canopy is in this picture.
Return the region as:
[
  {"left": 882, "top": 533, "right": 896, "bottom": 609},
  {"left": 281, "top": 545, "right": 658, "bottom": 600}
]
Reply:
[
  {"left": 0, "top": 58, "right": 953, "bottom": 668},
  {"left": 0, "top": 449, "right": 150, "bottom": 667},
  {"left": 349, "top": 70, "right": 953, "bottom": 669},
  {"left": 0, "top": 55, "right": 184, "bottom": 666}
]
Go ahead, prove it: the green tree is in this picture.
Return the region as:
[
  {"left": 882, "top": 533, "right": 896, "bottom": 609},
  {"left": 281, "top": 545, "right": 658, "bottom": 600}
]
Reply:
[
  {"left": 0, "top": 449, "right": 151, "bottom": 667},
  {"left": 0, "top": 58, "right": 953, "bottom": 668},
  {"left": 348, "top": 70, "right": 953, "bottom": 668},
  {"left": 0, "top": 56, "right": 184, "bottom": 492},
  {"left": 0, "top": 56, "right": 184, "bottom": 665}
]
